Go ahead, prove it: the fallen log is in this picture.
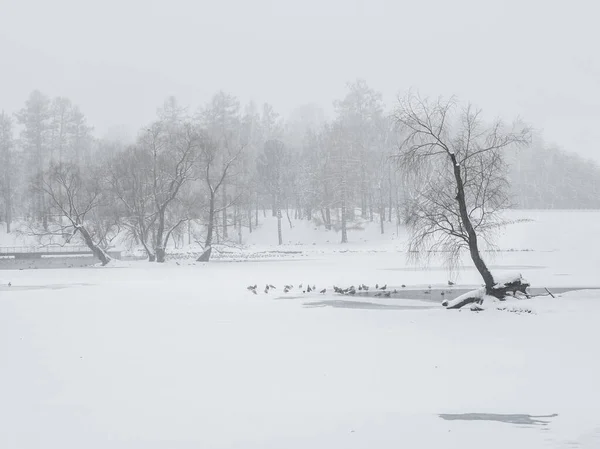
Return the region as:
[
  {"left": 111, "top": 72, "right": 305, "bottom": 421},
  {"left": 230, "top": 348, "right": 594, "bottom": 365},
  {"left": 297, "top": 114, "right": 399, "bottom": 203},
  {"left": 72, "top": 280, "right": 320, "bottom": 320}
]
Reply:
[{"left": 443, "top": 273, "right": 531, "bottom": 310}]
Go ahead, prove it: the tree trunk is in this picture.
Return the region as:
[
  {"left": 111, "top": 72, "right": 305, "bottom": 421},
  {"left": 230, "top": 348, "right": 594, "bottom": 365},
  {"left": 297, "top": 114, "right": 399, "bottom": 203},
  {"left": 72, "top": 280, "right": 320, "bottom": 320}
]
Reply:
[
  {"left": 141, "top": 239, "right": 155, "bottom": 262},
  {"left": 255, "top": 192, "right": 259, "bottom": 226},
  {"left": 360, "top": 166, "right": 367, "bottom": 218},
  {"left": 78, "top": 225, "right": 111, "bottom": 266},
  {"left": 285, "top": 205, "right": 293, "bottom": 229},
  {"left": 197, "top": 246, "right": 212, "bottom": 262},
  {"left": 341, "top": 202, "right": 348, "bottom": 244},
  {"left": 380, "top": 206, "right": 385, "bottom": 234},
  {"left": 248, "top": 208, "right": 253, "bottom": 233},
  {"left": 5, "top": 200, "right": 11, "bottom": 233},
  {"left": 222, "top": 182, "right": 228, "bottom": 238},
  {"left": 203, "top": 192, "right": 216, "bottom": 262},
  {"left": 450, "top": 154, "right": 495, "bottom": 291},
  {"left": 277, "top": 196, "right": 283, "bottom": 245},
  {"left": 155, "top": 207, "right": 166, "bottom": 263},
  {"left": 238, "top": 209, "right": 243, "bottom": 244},
  {"left": 325, "top": 207, "right": 331, "bottom": 230}
]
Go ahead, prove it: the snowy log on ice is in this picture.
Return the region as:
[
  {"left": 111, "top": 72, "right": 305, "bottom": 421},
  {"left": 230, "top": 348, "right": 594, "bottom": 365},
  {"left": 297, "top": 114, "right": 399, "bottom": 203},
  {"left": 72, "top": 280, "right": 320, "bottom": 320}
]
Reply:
[
  {"left": 443, "top": 273, "right": 531, "bottom": 309},
  {"left": 489, "top": 273, "right": 531, "bottom": 299},
  {"left": 443, "top": 288, "right": 491, "bottom": 309}
]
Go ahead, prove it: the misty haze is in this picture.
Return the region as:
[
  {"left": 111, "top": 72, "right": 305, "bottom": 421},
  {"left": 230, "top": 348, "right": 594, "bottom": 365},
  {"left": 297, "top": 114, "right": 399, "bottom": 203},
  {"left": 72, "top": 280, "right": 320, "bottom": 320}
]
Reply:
[{"left": 1, "top": 1, "right": 600, "bottom": 448}]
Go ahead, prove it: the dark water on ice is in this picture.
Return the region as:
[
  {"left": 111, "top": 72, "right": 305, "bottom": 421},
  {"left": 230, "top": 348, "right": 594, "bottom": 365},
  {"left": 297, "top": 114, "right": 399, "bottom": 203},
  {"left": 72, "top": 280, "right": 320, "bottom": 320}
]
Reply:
[{"left": 439, "top": 413, "right": 559, "bottom": 426}]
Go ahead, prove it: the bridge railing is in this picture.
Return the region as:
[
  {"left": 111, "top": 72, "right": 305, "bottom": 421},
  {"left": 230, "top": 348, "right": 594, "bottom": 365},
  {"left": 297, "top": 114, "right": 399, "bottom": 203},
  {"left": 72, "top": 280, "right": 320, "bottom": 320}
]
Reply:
[{"left": 0, "top": 246, "right": 98, "bottom": 254}]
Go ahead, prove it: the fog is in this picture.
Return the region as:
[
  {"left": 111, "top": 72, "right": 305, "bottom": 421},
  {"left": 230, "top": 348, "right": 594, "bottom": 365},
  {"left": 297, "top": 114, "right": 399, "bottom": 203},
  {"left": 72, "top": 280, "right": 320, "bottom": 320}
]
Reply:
[{"left": 1, "top": 0, "right": 599, "bottom": 159}]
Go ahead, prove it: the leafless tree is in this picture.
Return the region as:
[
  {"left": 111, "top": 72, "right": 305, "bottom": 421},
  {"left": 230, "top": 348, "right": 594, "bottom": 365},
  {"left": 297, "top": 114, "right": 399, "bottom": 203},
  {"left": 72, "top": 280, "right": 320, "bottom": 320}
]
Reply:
[
  {"left": 36, "top": 163, "right": 111, "bottom": 265},
  {"left": 106, "top": 145, "right": 157, "bottom": 261},
  {"left": 142, "top": 117, "right": 200, "bottom": 263},
  {"left": 257, "top": 139, "right": 288, "bottom": 245},
  {"left": 197, "top": 136, "right": 243, "bottom": 261},
  {"left": 394, "top": 94, "right": 531, "bottom": 293},
  {"left": 0, "top": 111, "right": 14, "bottom": 233}
]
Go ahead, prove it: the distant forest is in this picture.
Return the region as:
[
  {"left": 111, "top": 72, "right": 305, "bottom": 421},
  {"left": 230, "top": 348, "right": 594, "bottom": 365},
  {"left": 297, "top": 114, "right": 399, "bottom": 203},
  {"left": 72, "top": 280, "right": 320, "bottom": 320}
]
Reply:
[
  {"left": 1, "top": 81, "right": 599, "bottom": 251},
  {"left": 507, "top": 142, "right": 600, "bottom": 209}
]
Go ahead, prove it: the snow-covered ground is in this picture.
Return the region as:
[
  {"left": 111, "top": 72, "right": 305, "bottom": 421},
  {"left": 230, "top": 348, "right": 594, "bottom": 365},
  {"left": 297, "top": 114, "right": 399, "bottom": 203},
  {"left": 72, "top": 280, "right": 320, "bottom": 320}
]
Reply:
[{"left": 1, "top": 210, "right": 600, "bottom": 448}]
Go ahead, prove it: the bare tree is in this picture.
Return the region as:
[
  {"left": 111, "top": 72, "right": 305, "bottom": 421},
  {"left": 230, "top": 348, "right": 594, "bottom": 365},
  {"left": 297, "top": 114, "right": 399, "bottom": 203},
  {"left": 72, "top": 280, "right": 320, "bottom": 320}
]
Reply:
[
  {"left": 197, "top": 137, "right": 243, "bottom": 261},
  {"left": 36, "top": 163, "right": 111, "bottom": 265},
  {"left": 142, "top": 116, "right": 200, "bottom": 263},
  {"left": 106, "top": 145, "right": 157, "bottom": 261},
  {"left": 16, "top": 90, "right": 51, "bottom": 226},
  {"left": 394, "top": 94, "right": 531, "bottom": 294},
  {"left": 257, "top": 139, "right": 289, "bottom": 245},
  {"left": 0, "top": 111, "right": 14, "bottom": 233}
]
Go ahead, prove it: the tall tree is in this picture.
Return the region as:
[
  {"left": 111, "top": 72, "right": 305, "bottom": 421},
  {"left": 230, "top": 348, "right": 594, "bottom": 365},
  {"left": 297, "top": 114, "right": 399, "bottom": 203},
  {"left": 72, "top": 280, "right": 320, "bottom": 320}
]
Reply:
[
  {"left": 201, "top": 92, "right": 242, "bottom": 240},
  {"left": 394, "top": 94, "right": 530, "bottom": 293},
  {"left": 0, "top": 111, "right": 14, "bottom": 232},
  {"left": 36, "top": 163, "right": 111, "bottom": 265},
  {"left": 143, "top": 99, "right": 201, "bottom": 262},
  {"left": 334, "top": 80, "right": 385, "bottom": 218},
  {"left": 16, "top": 90, "right": 51, "bottom": 223},
  {"left": 106, "top": 145, "right": 157, "bottom": 261},
  {"left": 197, "top": 136, "right": 243, "bottom": 261},
  {"left": 257, "top": 140, "right": 289, "bottom": 245}
]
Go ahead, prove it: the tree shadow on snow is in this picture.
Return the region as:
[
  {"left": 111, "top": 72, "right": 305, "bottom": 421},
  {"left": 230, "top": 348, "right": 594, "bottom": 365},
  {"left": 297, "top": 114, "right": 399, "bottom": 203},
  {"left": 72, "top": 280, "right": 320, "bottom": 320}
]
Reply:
[{"left": 439, "top": 413, "right": 559, "bottom": 426}]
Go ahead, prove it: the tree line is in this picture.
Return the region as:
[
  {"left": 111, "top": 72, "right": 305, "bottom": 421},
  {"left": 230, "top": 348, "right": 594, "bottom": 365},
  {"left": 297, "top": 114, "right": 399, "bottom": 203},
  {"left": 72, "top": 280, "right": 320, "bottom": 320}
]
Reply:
[
  {"left": 0, "top": 81, "right": 407, "bottom": 263},
  {"left": 0, "top": 80, "right": 598, "bottom": 267}
]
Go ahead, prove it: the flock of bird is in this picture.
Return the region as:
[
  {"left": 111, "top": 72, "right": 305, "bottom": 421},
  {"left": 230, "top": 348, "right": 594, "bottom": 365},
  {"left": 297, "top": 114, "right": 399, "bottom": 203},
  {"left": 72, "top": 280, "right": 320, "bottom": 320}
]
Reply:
[
  {"left": 246, "top": 283, "right": 324, "bottom": 295},
  {"left": 247, "top": 280, "right": 458, "bottom": 297}
]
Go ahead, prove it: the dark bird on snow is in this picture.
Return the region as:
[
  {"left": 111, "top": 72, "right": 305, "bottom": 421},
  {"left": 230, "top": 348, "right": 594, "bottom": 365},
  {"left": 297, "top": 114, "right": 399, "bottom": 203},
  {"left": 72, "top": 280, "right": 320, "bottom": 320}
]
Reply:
[
  {"left": 312, "top": 285, "right": 316, "bottom": 291},
  {"left": 375, "top": 283, "right": 379, "bottom": 289},
  {"left": 333, "top": 286, "right": 343, "bottom": 294},
  {"left": 362, "top": 284, "right": 369, "bottom": 291},
  {"left": 448, "top": 280, "right": 455, "bottom": 286},
  {"left": 307, "top": 285, "right": 312, "bottom": 292},
  {"left": 284, "top": 287, "right": 290, "bottom": 293},
  {"left": 424, "top": 291, "right": 431, "bottom": 294},
  {"left": 379, "top": 284, "right": 387, "bottom": 290},
  {"left": 247, "top": 285, "right": 257, "bottom": 291},
  {"left": 401, "top": 284, "right": 406, "bottom": 288},
  {"left": 264, "top": 286, "right": 269, "bottom": 294},
  {"left": 8, "top": 282, "right": 11, "bottom": 287},
  {"left": 320, "top": 288, "right": 326, "bottom": 294},
  {"left": 269, "top": 284, "right": 276, "bottom": 289},
  {"left": 251, "top": 289, "right": 257, "bottom": 295},
  {"left": 374, "top": 292, "right": 382, "bottom": 297},
  {"left": 393, "top": 289, "right": 398, "bottom": 294},
  {"left": 383, "top": 291, "right": 391, "bottom": 298},
  {"left": 441, "top": 291, "right": 445, "bottom": 296},
  {"left": 299, "top": 283, "right": 303, "bottom": 289},
  {"left": 358, "top": 285, "right": 363, "bottom": 291}
]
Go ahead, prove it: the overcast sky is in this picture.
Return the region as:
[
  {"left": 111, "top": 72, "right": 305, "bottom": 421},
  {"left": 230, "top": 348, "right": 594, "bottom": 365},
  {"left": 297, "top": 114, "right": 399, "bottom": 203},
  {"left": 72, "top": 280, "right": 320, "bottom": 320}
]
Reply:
[{"left": 1, "top": 0, "right": 599, "bottom": 159}]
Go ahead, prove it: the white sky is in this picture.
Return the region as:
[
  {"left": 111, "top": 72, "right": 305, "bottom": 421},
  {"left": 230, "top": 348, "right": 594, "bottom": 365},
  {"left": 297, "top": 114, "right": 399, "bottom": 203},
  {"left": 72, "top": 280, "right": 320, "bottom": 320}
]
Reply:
[{"left": 1, "top": 0, "right": 599, "bottom": 160}]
